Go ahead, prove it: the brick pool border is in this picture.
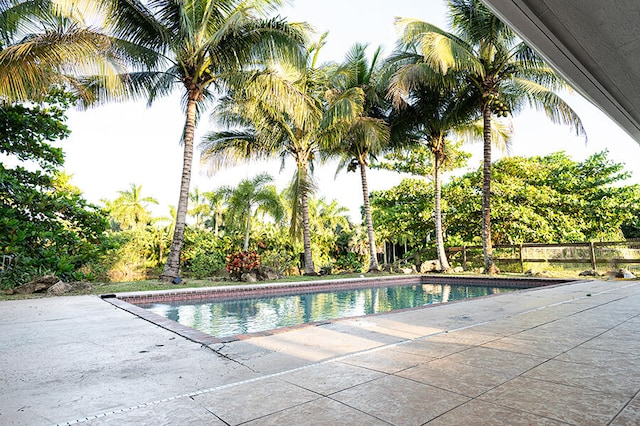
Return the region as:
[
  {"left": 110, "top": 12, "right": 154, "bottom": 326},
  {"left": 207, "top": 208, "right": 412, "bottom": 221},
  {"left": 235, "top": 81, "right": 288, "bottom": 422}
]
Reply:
[{"left": 109, "top": 274, "right": 574, "bottom": 305}]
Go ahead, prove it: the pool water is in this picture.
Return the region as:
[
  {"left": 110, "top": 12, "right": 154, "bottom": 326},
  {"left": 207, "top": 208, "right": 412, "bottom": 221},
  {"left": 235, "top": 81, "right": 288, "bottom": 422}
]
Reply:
[{"left": 139, "top": 283, "right": 519, "bottom": 339}]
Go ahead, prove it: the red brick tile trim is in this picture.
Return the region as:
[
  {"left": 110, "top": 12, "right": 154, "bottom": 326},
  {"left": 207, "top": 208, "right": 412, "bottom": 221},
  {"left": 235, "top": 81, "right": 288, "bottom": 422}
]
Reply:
[{"left": 114, "top": 275, "right": 573, "bottom": 305}]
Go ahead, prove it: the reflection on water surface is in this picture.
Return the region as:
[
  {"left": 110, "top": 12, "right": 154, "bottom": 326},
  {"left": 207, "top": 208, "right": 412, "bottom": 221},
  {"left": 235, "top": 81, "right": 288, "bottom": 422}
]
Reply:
[{"left": 140, "top": 283, "right": 517, "bottom": 339}]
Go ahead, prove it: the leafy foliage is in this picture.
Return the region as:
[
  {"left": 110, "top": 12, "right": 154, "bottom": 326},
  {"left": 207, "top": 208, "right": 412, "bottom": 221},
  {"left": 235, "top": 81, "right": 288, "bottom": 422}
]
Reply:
[
  {"left": 226, "top": 251, "right": 261, "bottom": 280},
  {"left": 371, "top": 151, "right": 640, "bottom": 252},
  {"left": 447, "top": 151, "right": 640, "bottom": 244},
  {"left": 0, "top": 93, "right": 108, "bottom": 286},
  {"left": 181, "top": 228, "right": 230, "bottom": 279},
  {"left": 333, "top": 252, "right": 364, "bottom": 273},
  {"left": 370, "top": 178, "right": 434, "bottom": 251}
]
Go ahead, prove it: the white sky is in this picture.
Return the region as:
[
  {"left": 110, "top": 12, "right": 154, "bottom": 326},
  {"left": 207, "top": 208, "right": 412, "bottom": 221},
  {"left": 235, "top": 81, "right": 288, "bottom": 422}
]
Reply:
[{"left": 61, "top": 0, "right": 640, "bottom": 222}]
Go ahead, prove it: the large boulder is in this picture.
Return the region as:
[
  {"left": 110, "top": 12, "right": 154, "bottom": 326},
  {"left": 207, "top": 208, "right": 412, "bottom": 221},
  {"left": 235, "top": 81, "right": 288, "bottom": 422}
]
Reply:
[
  {"left": 47, "top": 281, "right": 74, "bottom": 295},
  {"left": 241, "top": 272, "right": 258, "bottom": 282},
  {"left": 420, "top": 260, "right": 441, "bottom": 273},
  {"left": 256, "top": 266, "right": 278, "bottom": 281},
  {"left": 8, "top": 275, "right": 62, "bottom": 295},
  {"left": 611, "top": 268, "right": 637, "bottom": 279}
]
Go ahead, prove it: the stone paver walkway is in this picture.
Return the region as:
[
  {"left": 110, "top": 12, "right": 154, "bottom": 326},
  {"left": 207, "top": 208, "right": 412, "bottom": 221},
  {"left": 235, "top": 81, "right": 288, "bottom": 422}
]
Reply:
[{"left": 1, "top": 279, "right": 639, "bottom": 425}]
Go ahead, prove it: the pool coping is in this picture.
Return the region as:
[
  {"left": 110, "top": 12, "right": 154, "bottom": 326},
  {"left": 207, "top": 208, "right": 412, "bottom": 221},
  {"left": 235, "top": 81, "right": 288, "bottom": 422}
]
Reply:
[
  {"left": 101, "top": 275, "right": 577, "bottom": 345},
  {"left": 105, "top": 274, "right": 574, "bottom": 305}
]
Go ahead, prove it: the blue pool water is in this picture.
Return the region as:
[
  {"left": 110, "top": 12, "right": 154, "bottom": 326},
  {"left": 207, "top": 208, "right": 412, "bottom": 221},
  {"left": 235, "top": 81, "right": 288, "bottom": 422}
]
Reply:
[{"left": 139, "top": 283, "right": 519, "bottom": 339}]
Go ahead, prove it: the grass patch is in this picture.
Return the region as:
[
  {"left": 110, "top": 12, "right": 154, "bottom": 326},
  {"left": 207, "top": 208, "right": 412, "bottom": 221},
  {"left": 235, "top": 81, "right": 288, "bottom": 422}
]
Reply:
[{"left": 0, "top": 272, "right": 387, "bottom": 301}]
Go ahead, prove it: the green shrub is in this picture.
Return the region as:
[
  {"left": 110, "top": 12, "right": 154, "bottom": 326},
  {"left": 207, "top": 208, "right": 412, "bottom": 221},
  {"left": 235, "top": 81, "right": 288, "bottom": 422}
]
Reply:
[
  {"left": 333, "top": 252, "right": 363, "bottom": 273},
  {"left": 187, "top": 252, "right": 226, "bottom": 279},
  {"left": 261, "top": 250, "right": 297, "bottom": 277},
  {"left": 181, "top": 228, "right": 231, "bottom": 278}
]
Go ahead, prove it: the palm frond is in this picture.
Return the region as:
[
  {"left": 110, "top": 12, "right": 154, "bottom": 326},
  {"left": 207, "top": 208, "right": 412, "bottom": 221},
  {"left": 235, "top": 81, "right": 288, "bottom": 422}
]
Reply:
[
  {"left": 199, "top": 129, "right": 265, "bottom": 173},
  {"left": 514, "top": 78, "right": 586, "bottom": 140}
]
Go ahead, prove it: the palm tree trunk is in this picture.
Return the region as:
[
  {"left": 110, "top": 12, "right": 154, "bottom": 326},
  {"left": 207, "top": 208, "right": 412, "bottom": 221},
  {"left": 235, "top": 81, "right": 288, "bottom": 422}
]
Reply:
[
  {"left": 243, "top": 212, "right": 251, "bottom": 251},
  {"left": 160, "top": 94, "right": 197, "bottom": 281},
  {"left": 359, "top": 160, "right": 379, "bottom": 272},
  {"left": 433, "top": 149, "right": 451, "bottom": 272},
  {"left": 481, "top": 102, "right": 498, "bottom": 274},
  {"left": 301, "top": 186, "right": 315, "bottom": 275}
]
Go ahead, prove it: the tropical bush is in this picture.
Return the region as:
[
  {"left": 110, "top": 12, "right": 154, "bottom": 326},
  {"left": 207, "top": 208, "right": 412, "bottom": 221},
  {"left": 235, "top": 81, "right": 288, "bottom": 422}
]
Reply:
[
  {"left": 333, "top": 252, "right": 364, "bottom": 273},
  {"left": 226, "top": 251, "right": 261, "bottom": 280},
  {"left": 0, "top": 92, "right": 108, "bottom": 288},
  {"left": 182, "top": 229, "right": 230, "bottom": 278}
]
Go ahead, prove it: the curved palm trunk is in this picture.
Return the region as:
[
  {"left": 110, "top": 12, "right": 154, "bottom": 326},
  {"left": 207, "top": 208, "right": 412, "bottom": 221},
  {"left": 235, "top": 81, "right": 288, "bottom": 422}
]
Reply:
[
  {"left": 481, "top": 102, "right": 499, "bottom": 274},
  {"left": 160, "top": 95, "right": 197, "bottom": 281},
  {"left": 433, "top": 148, "right": 451, "bottom": 272},
  {"left": 359, "top": 160, "right": 379, "bottom": 272},
  {"left": 300, "top": 185, "right": 315, "bottom": 275}
]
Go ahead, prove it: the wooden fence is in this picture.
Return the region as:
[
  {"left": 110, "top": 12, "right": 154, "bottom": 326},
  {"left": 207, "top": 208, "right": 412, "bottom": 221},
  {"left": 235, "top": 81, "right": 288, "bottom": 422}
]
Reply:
[{"left": 444, "top": 240, "right": 640, "bottom": 273}]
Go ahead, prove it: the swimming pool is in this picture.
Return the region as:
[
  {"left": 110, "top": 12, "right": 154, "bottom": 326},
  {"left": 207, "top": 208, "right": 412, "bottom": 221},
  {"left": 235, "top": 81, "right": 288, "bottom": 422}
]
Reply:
[{"left": 137, "top": 281, "right": 521, "bottom": 339}]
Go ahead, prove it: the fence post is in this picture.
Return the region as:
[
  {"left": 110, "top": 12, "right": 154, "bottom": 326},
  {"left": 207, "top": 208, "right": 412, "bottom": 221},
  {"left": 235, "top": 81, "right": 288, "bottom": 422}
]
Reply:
[
  {"left": 462, "top": 246, "right": 467, "bottom": 270},
  {"left": 519, "top": 244, "right": 524, "bottom": 273},
  {"left": 589, "top": 242, "right": 597, "bottom": 270}
]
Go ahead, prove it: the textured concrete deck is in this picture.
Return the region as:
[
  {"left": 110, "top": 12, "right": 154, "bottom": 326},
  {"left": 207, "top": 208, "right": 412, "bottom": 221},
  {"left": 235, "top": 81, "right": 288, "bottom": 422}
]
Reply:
[{"left": 1, "top": 279, "right": 640, "bottom": 425}]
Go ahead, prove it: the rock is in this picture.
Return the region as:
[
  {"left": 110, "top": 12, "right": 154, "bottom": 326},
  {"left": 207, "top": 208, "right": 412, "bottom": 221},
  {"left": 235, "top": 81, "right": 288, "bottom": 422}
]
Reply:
[
  {"left": 525, "top": 270, "right": 551, "bottom": 278},
  {"left": 453, "top": 266, "right": 464, "bottom": 273},
  {"left": 11, "top": 275, "right": 62, "bottom": 295},
  {"left": 256, "top": 266, "right": 278, "bottom": 281},
  {"left": 420, "top": 260, "right": 441, "bottom": 273},
  {"left": 47, "top": 281, "right": 73, "bottom": 295},
  {"left": 241, "top": 272, "right": 258, "bottom": 282},
  {"left": 579, "top": 270, "right": 600, "bottom": 277},
  {"left": 612, "top": 268, "right": 637, "bottom": 279}
]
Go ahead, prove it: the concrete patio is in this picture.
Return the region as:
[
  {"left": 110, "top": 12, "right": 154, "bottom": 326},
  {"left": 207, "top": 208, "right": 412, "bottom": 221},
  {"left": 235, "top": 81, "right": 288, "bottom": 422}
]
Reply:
[{"left": 1, "top": 278, "right": 640, "bottom": 425}]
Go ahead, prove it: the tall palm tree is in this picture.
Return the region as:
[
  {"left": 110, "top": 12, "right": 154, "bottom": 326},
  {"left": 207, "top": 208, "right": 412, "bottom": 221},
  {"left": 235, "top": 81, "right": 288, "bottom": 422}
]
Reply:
[
  {"left": 322, "top": 43, "right": 390, "bottom": 272},
  {"left": 386, "top": 84, "right": 477, "bottom": 271},
  {"left": 104, "top": 183, "right": 158, "bottom": 230},
  {"left": 0, "top": 0, "right": 141, "bottom": 103},
  {"left": 397, "top": 0, "right": 585, "bottom": 273},
  {"left": 200, "top": 37, "right": 364, "bottom": 275},
  {"left": 91, "top": 0, "right": 305, "bottom": 281},
  {"left": 222, "top": 173, "right": 284, "bottom": 251}
]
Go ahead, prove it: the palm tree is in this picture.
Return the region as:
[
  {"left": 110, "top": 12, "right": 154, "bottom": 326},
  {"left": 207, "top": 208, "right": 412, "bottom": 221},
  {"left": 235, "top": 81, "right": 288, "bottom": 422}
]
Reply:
[
  {"left": 200, "top": 37, "right": 364, "bottom": 275},
  {"left": 385, "top": 37, "right": 482, "bottom": 272},
  {"left": 0, "top": 0, "right": 141, "bottom": 103},
  {"left": 91, "top": 0, "right": 305, "bottom": 281},
  {"left": 397, "top": 0, "right": 585, "bottom": 273},
  {"left": 223, "top": 173, "right": 284, "bottom": 251},
  {"left": 188, "top": 187, "right": 210, "bottom": 228},
  {"left": 104, "top": 183, "right": 158, "bottom": 230},
  {"left": 322, "top": 43, "right": 390, "bottom": 272},
  {"left": 202, "top": 189, "right": 226, "bottom": 237}
]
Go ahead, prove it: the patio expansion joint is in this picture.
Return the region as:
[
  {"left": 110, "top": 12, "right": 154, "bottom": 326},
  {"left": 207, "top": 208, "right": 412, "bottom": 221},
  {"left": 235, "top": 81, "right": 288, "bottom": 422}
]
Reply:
[{"left": 610, "top": 387, "right": 640, "bottom": 425}]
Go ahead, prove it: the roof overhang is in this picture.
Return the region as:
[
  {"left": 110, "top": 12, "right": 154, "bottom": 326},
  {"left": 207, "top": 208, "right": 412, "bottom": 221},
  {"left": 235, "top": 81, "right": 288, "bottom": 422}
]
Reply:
[{"left": 481, "top": 0, "right": 640, "bottom": 143}]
